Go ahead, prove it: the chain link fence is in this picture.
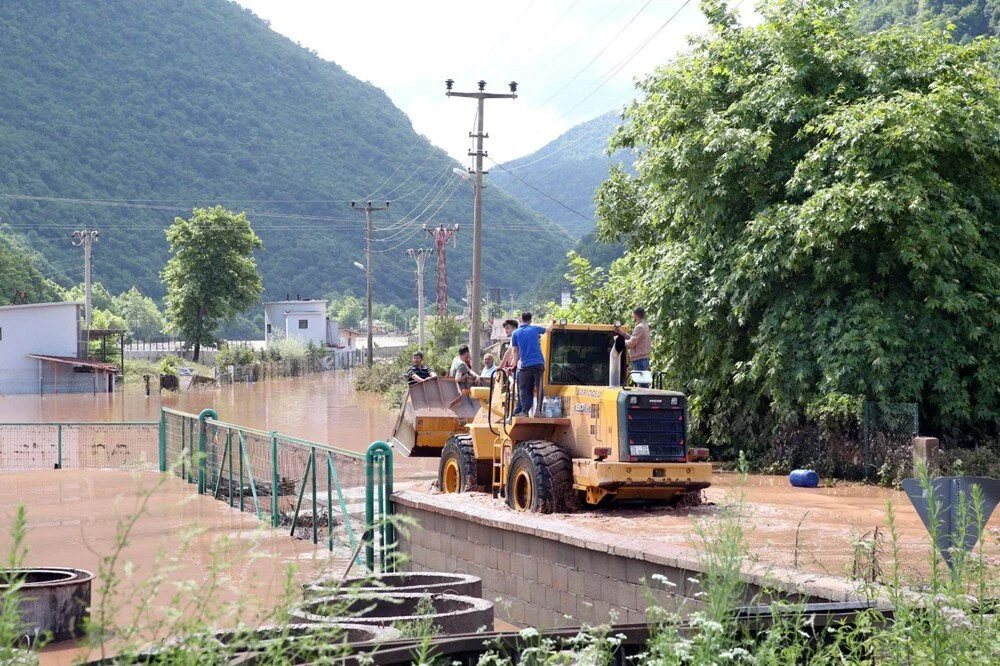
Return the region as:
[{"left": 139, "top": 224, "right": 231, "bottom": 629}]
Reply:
[
  {"left": 864, "top": 401, "right": 919, "bottom": 484},
  {"left": 0, "top": 422, "right": 159, "bottom": 472}
]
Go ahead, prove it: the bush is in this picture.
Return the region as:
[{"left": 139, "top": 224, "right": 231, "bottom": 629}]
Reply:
[
  {"left": 215, "top": 342, "right": 256, "bottom": 368},
  {"left": 941, "top": 439, "right": 1000, "bottom": 478},
  {"left": 159, "top": 355, "right": 182, "bottom": 375}
]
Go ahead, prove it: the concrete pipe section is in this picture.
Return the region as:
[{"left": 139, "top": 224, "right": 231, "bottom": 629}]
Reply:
[
  {"left": 291, "top": 592, "right": 494, "bottom": 635},
  {"left": 304, "top": 572, "right": 482, "bottom": 599},
  {"left": 0, "top": 567, "right": 94, "bottom": 644}
]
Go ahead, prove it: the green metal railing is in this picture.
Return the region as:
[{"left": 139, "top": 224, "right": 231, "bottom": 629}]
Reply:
[
  {"left": 0, "top": 421, "right": 159, "bottom": 471},
  {"left": 1, "top": 411, "right": 395, "bottom": 572},
  {"left": 161, "top": 407, "right": 392, "bottom": 570}
]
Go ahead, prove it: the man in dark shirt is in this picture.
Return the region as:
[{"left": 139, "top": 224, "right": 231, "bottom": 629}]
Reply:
[{"left": 405, "top": 351, "right": 436, "bottom": 385}]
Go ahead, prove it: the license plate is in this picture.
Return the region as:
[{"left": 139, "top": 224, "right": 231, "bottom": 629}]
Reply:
[{"left": 630, "top": 445, "right": 650, "bottom": 456}]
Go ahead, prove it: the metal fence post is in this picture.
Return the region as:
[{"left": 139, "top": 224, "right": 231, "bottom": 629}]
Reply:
[
  {"left": 158, "top": 409, "right": 167, "bottom": 472},
  {"left": 57, "top": 424, "right": 63, "bottom": 469},
  {"left": 196, "top": 409, "right": 218, "bottom": 495},
  {"left": 913, "top": 402, "right": 919, "bottom": 437},
  {"left": 271, "top": 432, "right": 280, "bottom": 528},
  {"left": 365, "top": 441, "right": 394, "bottom": 572},
  {"left": 862, "top": 401, "right": 871, "bottom": 480}
]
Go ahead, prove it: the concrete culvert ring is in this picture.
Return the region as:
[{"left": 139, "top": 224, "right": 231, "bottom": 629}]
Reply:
[
  {"left": 304, "top": 572, "right": 482, "bottom": 598},
  {"left": 505, "top": 440, "right": 572, "bottom": 513},
  {"left": 437, "top": 435, "right": 479, "bottom": 493},
  {"left": 290, "top": 593, "right": 494, "bottom": 635},
  {"left": 0, "top": 567, "right": 94, "bottom": 644}
]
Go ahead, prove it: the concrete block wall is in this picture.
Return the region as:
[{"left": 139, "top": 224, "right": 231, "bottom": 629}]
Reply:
[{"left": 393, "top": 491, "right": 867, "bottom": 629}]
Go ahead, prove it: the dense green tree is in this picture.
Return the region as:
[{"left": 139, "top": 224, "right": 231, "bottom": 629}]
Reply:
[
  {"left": 64, "top": 282, "right": 114, "bottom": 312},
  {"left": 595, "top": 0, "right": 1000, "bottom": 449},
  {"left": 162, "top": 207, "right": 263, "bottom": 361},
  {"left": 332, "top": 295, "right": 363, "bottom": 330},
  {"left": 111, "top": 286, "right": 166, "bottom": 339},
  {"left": 857, "top": 0, "right": 1000, "bottom": 41}
]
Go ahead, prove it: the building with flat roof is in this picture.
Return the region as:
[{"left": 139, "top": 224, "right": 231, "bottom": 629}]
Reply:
[
  {"left": 263, "top": 299, "right": 338, "bottom": 347},
  {"left": 0, "top": 301, "right": 117, "bottom": 395}
]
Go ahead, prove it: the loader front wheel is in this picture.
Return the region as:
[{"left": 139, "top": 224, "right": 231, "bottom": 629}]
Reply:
[
  {"left": 438, "top": 436, "right": 479, "bottom": 494},
  {"left": 505, "top": 440, "right": 572, "bottom": 513}
]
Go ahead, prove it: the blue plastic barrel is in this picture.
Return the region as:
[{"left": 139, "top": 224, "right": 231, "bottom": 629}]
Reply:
[{"left": 789, "top": 469, "right": 819, "bottom": 488}]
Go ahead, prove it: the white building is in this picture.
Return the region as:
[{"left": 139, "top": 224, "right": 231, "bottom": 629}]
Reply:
[
  {"left": 263, "top": 299, "right": 338, "bottom": 347},
  {"left": 0, "top": 301, "right": 117, "bottom": 395}
]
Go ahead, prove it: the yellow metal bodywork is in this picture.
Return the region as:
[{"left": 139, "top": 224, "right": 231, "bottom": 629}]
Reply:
[{"left": 393, "top": 323, "right": 713, "bottom": 505}]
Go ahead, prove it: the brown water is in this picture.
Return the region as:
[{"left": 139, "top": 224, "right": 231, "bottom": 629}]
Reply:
[
  {"left": 0, "top": 469, "right": 335, "bottom": 665},
  {"left": 0, "top": 371, "right": 438, "bottom": 479}
]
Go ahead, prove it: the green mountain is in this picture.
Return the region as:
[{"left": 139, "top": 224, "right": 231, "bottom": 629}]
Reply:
[
  {"left": 0, "top": 0, "right": 570, "bottom": 308},
  {"left": 491, "top": 112, "right": 632, "bottom": 239},
  {"left": 857, "top": 0, "right": 1000, "bottom": 40}
]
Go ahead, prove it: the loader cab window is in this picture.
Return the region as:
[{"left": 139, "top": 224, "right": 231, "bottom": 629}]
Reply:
[{"left": 547, "top": 329, "right": 623, "bottom": 386}]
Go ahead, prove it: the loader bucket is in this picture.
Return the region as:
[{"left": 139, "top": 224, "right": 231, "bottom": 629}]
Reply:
[{"left": 390, "top": 377, "right": 479, "bottom": 457}]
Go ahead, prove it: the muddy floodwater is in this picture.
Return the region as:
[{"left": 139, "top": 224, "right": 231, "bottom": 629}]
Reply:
[
  {"left": 0, "top": 370, "right": 438, "bottom": 479},
  {"left": 0, "top": 469, "right": 335, "bottom": 665}
]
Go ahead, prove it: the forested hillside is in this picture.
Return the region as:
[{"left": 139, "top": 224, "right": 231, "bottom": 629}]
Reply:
[
  {"left": 0, "top": 0, "right": 570, "bottom": 307},
  {"left": 491, "top": 112, "right": 632, "bottom": 239},
  {"left": 857, "top": 0, "right": 1000, "bottom": 40},
  {"left": 0, "top": 229, "right": 63, "bottom": 304}
]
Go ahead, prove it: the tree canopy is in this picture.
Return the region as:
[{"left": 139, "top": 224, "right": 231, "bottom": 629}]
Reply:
[
  {"left": 162, "top": 207, "right": 263, "bottom": 360},
  {"left": 591, "top": 0, "right": 1000, "bottom": 448}
]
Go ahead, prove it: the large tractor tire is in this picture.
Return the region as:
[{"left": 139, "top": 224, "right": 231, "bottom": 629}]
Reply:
[
  {"left": 505, "top": 440, "right": 572, "bottom": 513},
  {"left": 438, "top": 435, "right": 480, "bottom": 494}
]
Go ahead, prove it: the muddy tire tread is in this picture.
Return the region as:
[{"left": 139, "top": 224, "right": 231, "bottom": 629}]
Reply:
[
  {"left": 509, "top": 440, "right": 572, "bottom": 513},
  {"left": 439, "top": 435, "right": 480, "bottom": 493}
]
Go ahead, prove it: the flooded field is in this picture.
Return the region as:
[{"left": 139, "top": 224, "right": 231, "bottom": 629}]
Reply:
[
  {"left": 0, "top": 469, "right": 336, "bottom": 665},
  {"left": 0, "top": 370, "right": 438, "bottom": 479}
]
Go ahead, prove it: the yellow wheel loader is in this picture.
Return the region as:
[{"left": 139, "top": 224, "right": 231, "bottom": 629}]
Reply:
[{"left": 390, "top": 322, "right": 712, "bottom": 512}]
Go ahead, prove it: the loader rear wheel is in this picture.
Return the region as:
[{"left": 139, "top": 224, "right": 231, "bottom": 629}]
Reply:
[
  {"left": 505, "top": 440, "right": 572, "bottom": 513},
  {"left": 438, "top": 436, "right": 479, "bottom": 494}
]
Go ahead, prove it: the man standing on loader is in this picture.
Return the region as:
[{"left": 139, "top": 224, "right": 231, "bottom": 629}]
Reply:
[
  {"left": 405, "top": 351, "right": 436, "bottom": 385},
  {"left": 509, "top": 312, "right": 547, "bottom": 416},
  {"left": 616, "top": 307, "right": 651, "bottom": 387}
]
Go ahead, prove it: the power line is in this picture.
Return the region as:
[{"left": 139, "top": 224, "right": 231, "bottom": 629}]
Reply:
[
  {"left": 362, "top": 139, "right": 422, "bottom": 200},
  {"left": 536, "top": 0, "right": 654, "bottom": 109},
  {"left": 552, "top": 0, "right": 695, "bottom": 125},
  {"left": 486, "top": 156, "right": 593, "bottom": 223}
]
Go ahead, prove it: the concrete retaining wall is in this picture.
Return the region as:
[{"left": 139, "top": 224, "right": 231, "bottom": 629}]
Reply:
[{"left": 393, "top": 490, "right": 873, "bottom": 629}]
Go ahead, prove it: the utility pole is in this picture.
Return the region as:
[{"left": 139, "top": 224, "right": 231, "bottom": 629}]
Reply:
[
  {"left": 70, "top": 229, "right": 99, "bottom": 328},
  {"left": 351, "top": 200, "right": 389, "bottom": 367},
  {"left": 446, "top": 78, "right": 517, "bottom": 371},
  {"left": 424, "top": 224, "right": 459, "bottom": 318},
  {"left": 406, "top": 248, "right": 432, "bottom": 349}
]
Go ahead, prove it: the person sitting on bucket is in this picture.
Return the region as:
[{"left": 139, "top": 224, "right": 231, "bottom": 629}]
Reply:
[
  {"left": 450, "top": 344, "right": 481, "bottom": 388},
  {"left": 481, "top": 353, "right": 498, "bottom": 379},
  {"left": 405, "top": 351, "right": 436, "bottom": 385}
]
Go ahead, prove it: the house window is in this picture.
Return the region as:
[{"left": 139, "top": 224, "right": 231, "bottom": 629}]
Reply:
[
  {"left": 298, "top": 319, "right": 308, "bottom": 329},
  {"left": 266, "top": 323, "right": 272, "bottom": 334}
]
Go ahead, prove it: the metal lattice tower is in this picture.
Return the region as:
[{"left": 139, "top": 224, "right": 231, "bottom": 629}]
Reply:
[{"left": 424, "top": 224, "right": 459, "bottom": 317}]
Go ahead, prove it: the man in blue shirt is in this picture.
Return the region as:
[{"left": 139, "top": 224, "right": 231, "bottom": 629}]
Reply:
[{"left": 510, "top": 312, "right": 548, "bottom": 417}]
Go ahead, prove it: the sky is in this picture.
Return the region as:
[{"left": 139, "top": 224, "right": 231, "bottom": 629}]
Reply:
[{"left": 235, "top": 0, "right": 755, "bottom": 163}]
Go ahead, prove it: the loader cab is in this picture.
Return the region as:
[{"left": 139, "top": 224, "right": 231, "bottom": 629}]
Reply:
[{"left": 542, "top": 324, "right": 627, "bottom": 388}]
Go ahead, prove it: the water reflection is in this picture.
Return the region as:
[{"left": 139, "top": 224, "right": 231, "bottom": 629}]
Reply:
[{"left": 0, "top": 371, "right": 437, "bottom": 478}]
